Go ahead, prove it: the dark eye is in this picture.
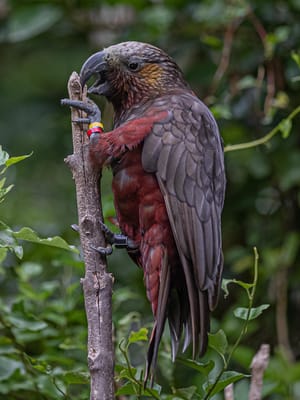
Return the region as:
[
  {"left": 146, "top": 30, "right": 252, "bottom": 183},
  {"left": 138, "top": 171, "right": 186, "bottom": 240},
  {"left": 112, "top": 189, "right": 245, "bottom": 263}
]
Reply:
[{"left": 128, "top": 62, "right": 139, "bottom": 71}]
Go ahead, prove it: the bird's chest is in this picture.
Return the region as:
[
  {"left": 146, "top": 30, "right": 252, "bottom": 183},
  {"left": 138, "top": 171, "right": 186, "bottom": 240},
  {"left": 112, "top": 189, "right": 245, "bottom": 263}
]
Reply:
[
  {"left": 112, "top": 146, "right": 169, "bottom": 242},
  {"left": 111, "top": 146, "right": 161, "bottom": 239},
  {"left": 111, "top": 146, "right": 144, "bottom": 206}
]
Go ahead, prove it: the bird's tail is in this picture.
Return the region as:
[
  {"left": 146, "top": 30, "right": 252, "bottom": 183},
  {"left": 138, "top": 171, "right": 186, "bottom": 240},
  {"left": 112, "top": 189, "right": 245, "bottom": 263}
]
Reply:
[{"left": 144, "top": 251, "right": 170, "bottom": 386}]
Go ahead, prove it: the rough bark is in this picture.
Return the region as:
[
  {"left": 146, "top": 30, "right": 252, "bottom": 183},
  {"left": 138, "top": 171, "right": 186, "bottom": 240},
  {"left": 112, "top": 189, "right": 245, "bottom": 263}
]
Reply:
[{"left": 64, "top": 71, "right": 114, "bottom": 400}]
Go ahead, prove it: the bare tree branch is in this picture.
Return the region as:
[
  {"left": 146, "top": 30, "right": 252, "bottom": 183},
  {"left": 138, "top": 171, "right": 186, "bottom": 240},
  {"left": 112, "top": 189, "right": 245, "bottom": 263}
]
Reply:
[
  {"left": 275, "top": 267, "right": 294, "bottom": 362},
  {"left": 209, "top": 18, "right": 243, "bottom": 96},
  {"left": 64, "top": 71, "right": 114, "bottom": 400},
  {"left": 224, "top": 383, "right": 234, "bottom": 400},
  {"left": 249, "top": 344, "right": 270, "bottom": 400}
]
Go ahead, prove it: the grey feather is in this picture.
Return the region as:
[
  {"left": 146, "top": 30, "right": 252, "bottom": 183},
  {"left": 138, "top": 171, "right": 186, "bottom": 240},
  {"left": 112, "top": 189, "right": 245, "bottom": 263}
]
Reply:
[{"left": 142, "top": 90, "right": 226, "bottom": 366}]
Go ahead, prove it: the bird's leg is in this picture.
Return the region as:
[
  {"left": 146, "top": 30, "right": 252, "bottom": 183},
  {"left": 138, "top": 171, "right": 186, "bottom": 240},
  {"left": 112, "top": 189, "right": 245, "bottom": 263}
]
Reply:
[
  {"left": 92, "top": 221, "right": 139, "bottom": 255},
  {"left": 61, "top": 98, "right": 104, "bottom": 143}
]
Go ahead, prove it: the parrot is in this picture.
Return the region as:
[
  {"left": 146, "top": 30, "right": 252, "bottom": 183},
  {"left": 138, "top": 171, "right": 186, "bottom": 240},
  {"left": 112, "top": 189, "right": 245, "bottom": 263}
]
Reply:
[{"left": 62, "top": 41, "right": 226, "bottom": 382}]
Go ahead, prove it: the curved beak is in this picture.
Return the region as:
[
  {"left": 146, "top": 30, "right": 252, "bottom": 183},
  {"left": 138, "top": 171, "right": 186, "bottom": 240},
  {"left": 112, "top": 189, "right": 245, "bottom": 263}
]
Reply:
[{"left": 79, "top": 50, "right": 109, "bottom": 95}]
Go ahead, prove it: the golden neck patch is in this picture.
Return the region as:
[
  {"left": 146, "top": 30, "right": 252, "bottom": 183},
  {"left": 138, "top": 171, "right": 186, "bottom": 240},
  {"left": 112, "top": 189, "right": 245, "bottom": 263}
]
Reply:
[{"left": 139, "top": 64, "right": 163, "bottom": 88}]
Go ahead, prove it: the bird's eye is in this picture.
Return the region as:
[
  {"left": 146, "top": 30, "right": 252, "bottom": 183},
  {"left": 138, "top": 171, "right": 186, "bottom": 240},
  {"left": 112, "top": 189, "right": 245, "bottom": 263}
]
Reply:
[{"left": 128, "top": 62, "right": 139, "bottom": 71}]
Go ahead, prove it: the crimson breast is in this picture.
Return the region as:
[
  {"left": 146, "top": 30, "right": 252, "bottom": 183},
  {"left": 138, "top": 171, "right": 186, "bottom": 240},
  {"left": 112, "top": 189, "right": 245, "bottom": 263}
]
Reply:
[{"left": 111, "top": 146, "right": 176, "bottom": 256}]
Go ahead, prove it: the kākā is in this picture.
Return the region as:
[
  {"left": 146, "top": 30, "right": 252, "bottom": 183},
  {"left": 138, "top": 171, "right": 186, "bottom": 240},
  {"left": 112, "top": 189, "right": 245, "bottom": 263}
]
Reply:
[{"left": 64, "top": 41, "right": 226, "bottom": 381}]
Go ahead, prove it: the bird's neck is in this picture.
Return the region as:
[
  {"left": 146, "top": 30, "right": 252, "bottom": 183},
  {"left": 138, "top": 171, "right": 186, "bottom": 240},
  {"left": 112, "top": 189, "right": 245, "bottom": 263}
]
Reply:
[
  {"left": 112, "top": 84, "right": 192, "bottom": 126},
  {"left": 112, "top": 97, "right": 150, "bottom": 127},
  {"left": 112, "top": 92, "right": 155, "bottom": 125}
]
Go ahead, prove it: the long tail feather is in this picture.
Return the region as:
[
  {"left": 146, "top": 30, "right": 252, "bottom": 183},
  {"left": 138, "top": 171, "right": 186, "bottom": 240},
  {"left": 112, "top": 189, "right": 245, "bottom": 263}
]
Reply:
[{"left": 144, "top": 251, "right": 170, "bottom": 385}]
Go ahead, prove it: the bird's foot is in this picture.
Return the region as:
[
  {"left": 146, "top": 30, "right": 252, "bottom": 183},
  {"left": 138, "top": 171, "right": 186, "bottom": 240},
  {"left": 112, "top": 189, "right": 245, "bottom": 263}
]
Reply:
[
  {"left": 70, "top": 221, "right": 138, "bottom": 255},
  {"left": 90, "top": 244, "right": 113, "bottom": 256},
  {"left": 70, "top": 222, "right": 114, "bottom": 255},
  {"left": 60, "top": 98, "right": 101, "bottom": 122},
  {"left": 92, "top": 221, "right": 139, "bottom": 255},
  {"left": 60, "top": 98, "right": 102, "bottom": 126}
]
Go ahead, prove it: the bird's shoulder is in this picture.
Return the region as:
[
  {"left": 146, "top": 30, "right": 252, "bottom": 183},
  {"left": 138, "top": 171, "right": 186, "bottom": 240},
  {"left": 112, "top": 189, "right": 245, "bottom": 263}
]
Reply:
[
  {"left": 141, "top": 91, "right": 225, "bottom": 207},
  {"left": 142, "top": 90, "right": 223, "bottom": 158}
]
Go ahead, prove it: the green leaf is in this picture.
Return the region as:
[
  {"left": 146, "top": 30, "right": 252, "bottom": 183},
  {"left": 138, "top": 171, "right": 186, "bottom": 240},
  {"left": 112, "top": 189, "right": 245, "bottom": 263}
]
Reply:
[
  {"left": 172, "top": 385, "right": 198, "bottom": 399},
  {"left": 0, "top": 5, "right": 63, "bottom": 43},
  {"left": 118, "top": 312, "right": 141, "bottom": 328},
  {"left": 16, "top": 262, "right": 43, "bottom": 281},
  {"left": 116, "top": 366, "right": 162, "bottom": 398},
  {"left": 0, "top": 147, "right": 9, "bottom": 167},
  {"left": 204, "top": 371, "right": 249, "bottom": 396},
  {"left": 0, "top": 356, "right": 23, "bottom": 381},
  {"left": 237, "top": 75, "right": 257, "bottom": 90},
  {"left": 13, "top": 227, "right": 79, "bottom": 253},
  {"left": 274, "top": 26, "right": 290, "bottom": 43},
  {"left": 128, "top": 328, "right": 148, "bottom": 344},
  {"left": 115, "top": 381, "right": 138, "bottom": 395},
  {"left": 0, "top": 344, "right": 16, "bottom": 356},
  {"left": 222, "top": 278, "right": 254, "bottom": 297},
  {"left": 23, "top": 354, "right": 49, "bottom": 373},
  {"left": 0, "top": 177, "right": 5, "bottom": 190},
  {"left": 59, "top": 338, "right": 85, "bottom": 351},
  {"left": 201, "top": 34, "right": 222, "bottom": 48},
  {"left": 7, "top": 316, "right": 48, "bottom": 331},
  {"left": 0, "top": 221, "right": 24, "bottom": 259},
  {"left": 117, "top": 366, "right": 137, "bottom": 380},
  {"left": 13, "top": 246, "right": 23, "bottom": 259},
  {"left": 113, "top": 287, "right": 140, "bottom": 310},
  {"left": 221, "top": 279, "right": 231, "bottom": 298},
  {"left": 177, "top": 357, "right": 214, "bottom": 376},
  {"left": 234, "top": 304, "right": 270, "bottom": 320},
  {"left": 208, "top": 329, "right": 228, "bottom": 356},
  {"left": 5, "top": 152, "right": 32, "bottom": 167},
  {"left": 279, "top": 118, "right": 292, "bottom": 139},
  {"left": 211, "top": 104, "right": 232, "bottom": 119},
  {"left": 0, "top": 184, "right": 14, "bottom": 202},
  {"left": 0, "top": 247, "right": 7, "bottom": 264},
  {"left": 144, "top": 382, "right": 162, "bottom": 397},
  {"left": 292, "top": 51, "right": 300, "bottom": 67},
  {"left": 62, "top": 371, "right": 89, "bottom": 384}
]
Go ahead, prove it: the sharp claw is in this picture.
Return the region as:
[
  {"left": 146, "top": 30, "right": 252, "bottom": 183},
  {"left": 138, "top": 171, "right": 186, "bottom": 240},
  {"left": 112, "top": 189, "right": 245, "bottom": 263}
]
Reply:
[
  {"left": 72, "top": 118, "right": 91, "bottom": 124},
  {"left": 90, "top": 244, "right": 113, "bottom": 255},
  {"left": 99, "top": 221, "right": 115, "bottom": 244},
  {"left": 71, "top": 224, "right": 79, "bottom": 232},
  {"left": 99, "top": 220, "right": 110, "bottom": 230},
  {"left": 61, "top": 98, "right": 101, "bottom": 122},
  {"left": 61, "top": 99, "right": 85, "bottom": 108},
  {"left": 98, "top": 220, "right": 139, "bottom": 251},
  {"left": 61, "top": 98, "right": 72, "bottom": 106}
]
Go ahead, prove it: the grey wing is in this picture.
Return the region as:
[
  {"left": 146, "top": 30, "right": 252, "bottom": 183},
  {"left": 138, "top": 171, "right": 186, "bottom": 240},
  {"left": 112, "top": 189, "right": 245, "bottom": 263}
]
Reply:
[{"left": 142, "top": 93, "right": 226, "bottom": 357}]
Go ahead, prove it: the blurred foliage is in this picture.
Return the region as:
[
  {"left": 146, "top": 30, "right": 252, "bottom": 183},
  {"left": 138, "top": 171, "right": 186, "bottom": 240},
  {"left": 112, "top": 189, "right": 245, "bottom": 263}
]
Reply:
[{"left": 0, "top": 0, "right": 300, "bottom": 398}]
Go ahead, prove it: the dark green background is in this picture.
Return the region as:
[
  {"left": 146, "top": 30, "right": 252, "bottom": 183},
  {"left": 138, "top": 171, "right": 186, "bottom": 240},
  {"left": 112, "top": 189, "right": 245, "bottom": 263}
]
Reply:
[{"left": 0, "top": 0, "right": 300, "bottom": 398}]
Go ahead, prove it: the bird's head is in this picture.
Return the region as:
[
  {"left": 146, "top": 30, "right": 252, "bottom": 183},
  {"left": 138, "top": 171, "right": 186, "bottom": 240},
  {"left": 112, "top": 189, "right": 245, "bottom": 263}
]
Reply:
[{"left": 80, "top": 41, "right": 189, "bottom": 111}]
